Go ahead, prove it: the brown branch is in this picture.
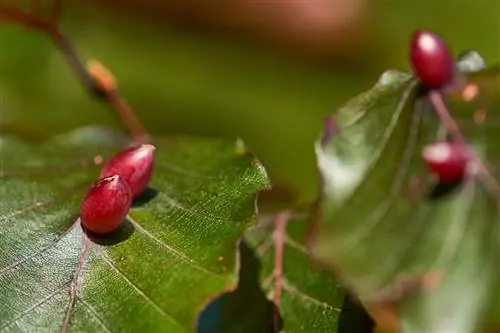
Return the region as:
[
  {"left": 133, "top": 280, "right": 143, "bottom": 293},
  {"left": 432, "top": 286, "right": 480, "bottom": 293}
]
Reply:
[
  {"left": 30, "top": 0, "right": 43, "bottom": 15},
  {"left": 0, "top": 4, "right": 149, "bottom": 144},
  {"left": 88, "top": 60, "right": 149, "bottom": 144},
  {"left": 49, "top": 0, "right": 62, "bottom": 22}
]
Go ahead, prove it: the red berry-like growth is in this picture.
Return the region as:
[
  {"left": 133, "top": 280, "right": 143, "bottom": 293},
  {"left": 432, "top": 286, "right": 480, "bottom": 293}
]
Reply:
[
  {"left": 422, "top": 142, "right": 471, "bottom": 182},
  {"left": 410, "top": 30, "right": 455, "bottom": 89},
  {"left": 80, "top": 175, "right": 132, "bottom": 234},
  {"left": 100, "top": 144, "right": 156, "bottom": 198}
]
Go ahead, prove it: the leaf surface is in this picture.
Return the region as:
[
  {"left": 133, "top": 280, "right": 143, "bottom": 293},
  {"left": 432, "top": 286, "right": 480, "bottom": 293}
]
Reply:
[
  {"left": 0, "top": 127, "right": 269, "bottom": 332},
  {"left": 243, "top": 215, "right": 347, "bottom": 333},
  {"left": 309, "top": 53, "right": 500, "bottom": 332}
]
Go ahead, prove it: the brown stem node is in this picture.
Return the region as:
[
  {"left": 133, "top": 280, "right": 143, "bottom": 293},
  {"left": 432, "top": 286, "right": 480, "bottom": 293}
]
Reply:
[{"left": 0, "top": 4, "right": 149, "bottom": 144}]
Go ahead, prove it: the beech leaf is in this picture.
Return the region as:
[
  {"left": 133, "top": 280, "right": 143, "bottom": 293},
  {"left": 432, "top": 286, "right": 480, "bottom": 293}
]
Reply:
[
  {"left": 309, "top": 52, "right": 500, "bottom": 332},
  {"left": 0, "top": 127, "right": 269, "bottom": 332}
]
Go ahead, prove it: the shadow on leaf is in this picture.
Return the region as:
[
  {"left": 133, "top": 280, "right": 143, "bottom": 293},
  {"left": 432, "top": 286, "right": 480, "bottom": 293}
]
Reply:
[
  {"left": 338, "top": 293, "right": 375, "bottom": 333},
  {"left": 85, "top": 219, "right": 135, "bottom": 245},
  {"left": 196, "top": 241, "right": 282, "bottom": 333},
  {"left": 427, "top": 181, "right": 462, "bottom": 200},
  {"left": 132, "top": 187, "right": 159, "bottom": 207}
]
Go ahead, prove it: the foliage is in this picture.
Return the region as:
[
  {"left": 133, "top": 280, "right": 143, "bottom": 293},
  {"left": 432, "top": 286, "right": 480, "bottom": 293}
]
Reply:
[
  {"left": 0, "top": 127, "right": 268, "bottom": 332},
  {"left": 1, "top": 3, "right": 500, "bottom": 333},
  {"left": 309, "top": 52, "right": 500, "bottom": 332}
]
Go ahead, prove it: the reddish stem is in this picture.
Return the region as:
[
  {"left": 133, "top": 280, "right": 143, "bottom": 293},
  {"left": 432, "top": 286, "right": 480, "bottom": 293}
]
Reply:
[
  {"left": 108, "top": 91, "right": 150, "bottom": 145},
  {"left": 0, "top": 4, "right": 149, "bottom": 144},
  {"left": 49, "top": 0, "right": 62, "bottom": 22},
  {"left": 273, "top": 211, "right": 289, "bottom": 332},
  {"left": 428, "top": 90, "right": 500, "bottom": 202}
]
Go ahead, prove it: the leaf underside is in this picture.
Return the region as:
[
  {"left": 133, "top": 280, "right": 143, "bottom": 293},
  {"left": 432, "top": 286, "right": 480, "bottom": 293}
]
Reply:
[
  {"left": 0, "top": 127, "right": 269, "bottom": 333},
  {"left": 197, "top": 214, "right": 349, "bottom": 333},
  {"left": 244, "top": 216, "right": 346, "bottom": 333},
  {"left": 309, "top": 52, "right": 500, "bottom": 333}
]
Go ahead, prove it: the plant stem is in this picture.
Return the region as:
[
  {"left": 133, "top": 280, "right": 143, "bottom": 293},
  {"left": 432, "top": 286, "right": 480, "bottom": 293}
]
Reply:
[
  {"left": 273, "top": 211, "right": 289, "bottom": 332},
  {"left": 428, "top": 90, "right": 500, "bottom": 202},
  {"left": 0, "top": 4, "right": 149, "bottom": 144}
]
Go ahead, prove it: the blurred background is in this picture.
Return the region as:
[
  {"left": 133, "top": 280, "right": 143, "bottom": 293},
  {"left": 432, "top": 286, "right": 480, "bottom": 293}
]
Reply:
[{"left": 0, "top": 0, "right": 499, "bottom": 204}]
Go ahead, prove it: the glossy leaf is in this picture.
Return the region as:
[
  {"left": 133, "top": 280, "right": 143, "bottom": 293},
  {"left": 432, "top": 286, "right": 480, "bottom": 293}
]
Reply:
[
  {"left": 309, "top": 52, "right": 500, "bottom": 332},
  {"left": 0, "top": 127, "right": 269, "bottom": 332}
]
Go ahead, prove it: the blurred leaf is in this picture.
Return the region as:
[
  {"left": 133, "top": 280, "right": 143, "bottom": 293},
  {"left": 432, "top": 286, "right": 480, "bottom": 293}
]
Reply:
[
  {"left": 308, "top": 52, "right": 500, "bottom": 333},
  {"left": 243, "top": 215, "right": 347, "bottom": 333},
  {"left": 0, "top": 3, "right": 383, "bottom": 204},
  {"left": 0, "top": 127, "right": 269, "bottom": 332},
  {"left": 2, "top": 1, "right": 500, "bottom": 204}
]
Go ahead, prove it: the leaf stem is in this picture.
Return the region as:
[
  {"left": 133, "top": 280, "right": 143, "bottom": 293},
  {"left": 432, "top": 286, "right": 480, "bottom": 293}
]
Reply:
[
  {"left": 0, "top": 4, "right": 149, "bottom": 144},
  {"left": 428, "top": 90, "right": 500, "bottom": 203},
  {"left": 273, "top": 211, "right": 289, "bottom": 332}
]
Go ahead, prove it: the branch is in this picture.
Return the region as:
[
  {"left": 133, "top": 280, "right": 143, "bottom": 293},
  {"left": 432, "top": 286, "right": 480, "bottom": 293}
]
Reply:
[{"left": 0, "top": 3, "right": 149, "bottom": 144}]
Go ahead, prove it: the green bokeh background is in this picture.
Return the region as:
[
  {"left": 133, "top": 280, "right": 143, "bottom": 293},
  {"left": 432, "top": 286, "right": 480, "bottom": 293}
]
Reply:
[{"left": 1, "top": 1, "right": 498, "bottom": 203}]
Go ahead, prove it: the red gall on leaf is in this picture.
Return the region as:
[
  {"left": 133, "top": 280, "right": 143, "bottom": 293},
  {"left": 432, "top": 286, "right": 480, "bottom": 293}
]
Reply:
[
  {"left": 422, "top": 142, "right": 472, "bottom": 183},
  {"left": 410, "top": 30, "right": 455, "bottom": 89},
  {"left": 80, "top": 175, "right": 133, "bottom": 234},
  {"left": 100, "top": 144, "right": 156, "bottom": 198},
  {"left": 320, "top": 116, "right": 339, "bottom": 146}
]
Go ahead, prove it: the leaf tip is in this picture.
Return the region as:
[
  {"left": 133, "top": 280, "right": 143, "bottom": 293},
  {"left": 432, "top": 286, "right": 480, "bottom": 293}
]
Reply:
[
  {"left": 235, "top": 137, "right": 249, "bottom": 156},
  {"left": 457, "top": 50, "right": 487, "bottom": 73},
  {"left": 376, "top": 69, "right": 412, "bottom": 87}
]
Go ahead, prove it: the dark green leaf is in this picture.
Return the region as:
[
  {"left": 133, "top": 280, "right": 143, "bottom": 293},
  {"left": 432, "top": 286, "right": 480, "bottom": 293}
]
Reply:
[
  {"left": 309, "top": 53, "right": 500, "bottom": 333},
  {"left": 0, "top": 127, "right": 269, "bottom": 332}
]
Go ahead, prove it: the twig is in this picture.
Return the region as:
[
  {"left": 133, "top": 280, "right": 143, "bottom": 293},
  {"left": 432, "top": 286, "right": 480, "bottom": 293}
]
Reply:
[
  {"left": 49, "top": 0, "right": 62, "bottom": 22},
  {"left": 88, "top": 60, "right": 149, "bottom": 144},
  {"left": 273, "top": 211, "right": 289, "bottom": 332},
  {"left": 428, "top": 90, "right": 500, "bottom": 203},
  {"left": 30, "top": 0, "right": 43, "bottom": 15},
  {"left": 0, "top": 4, "right": 149, "bottom": 144}
]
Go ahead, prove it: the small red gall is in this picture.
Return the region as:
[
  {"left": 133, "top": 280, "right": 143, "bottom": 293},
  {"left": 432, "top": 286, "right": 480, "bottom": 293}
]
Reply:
[
  {"left": 321, "top": 116, "right": 339, "bottom": 146},
  {"left": 100, "top": 144, "right": 156, "bottom": 198},
  {"left": 422, "top": 142, "right": 471, "bottom": 182},
  {"left": 80, "top": 175, "right": 132, "bottom": 234},
  {"left": 410, "top": 30, "right": 455, "bottom": 89}
]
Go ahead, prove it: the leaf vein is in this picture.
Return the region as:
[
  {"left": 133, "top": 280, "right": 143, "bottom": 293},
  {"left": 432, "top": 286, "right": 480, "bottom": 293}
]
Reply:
[
  {"left": 99, "top": 253, "right": 184, "bottom": 330},
  {"left": 0, "top": 183, "right": 87, "bottom": 223},
  {"left": 358, "top": 81, "right": 418, "bottom": 185},
  {"left": 338, "top": 90, "right": 422, "bottom": 250},
  {"left": 0, "top": 281, "right": 70, "bottom": 329},
  {"left": 156, "top": 192, "right": 225, "bottom": 224},
  {"left": 0, "top": 224, "right": 76, "bottom": 276},
  {"left": 80, "top": 299, "right": 113, "bottom": 333},
  {"left": 282, "top": 279, "right": 341, "bottom": 312},
  {"left": 127, "top": 214, "right": 220, "bottom": 277},
  {"left": 60, "top": 234, "right": 92, "bottom": 333}
]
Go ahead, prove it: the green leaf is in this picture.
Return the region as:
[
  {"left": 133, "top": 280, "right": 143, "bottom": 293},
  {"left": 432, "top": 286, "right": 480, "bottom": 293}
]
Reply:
[
  {"left": 0, "top": 127, "right": 269, "bottom": 332},
  {"left": 309, "top": 53, "right": 500, "bottom": 333},
  {"left": 196, "top": 241, "right": 278, "bottom": 333},
  {"left": 242, "top": 215, "right": 347, "bottom": 333}
]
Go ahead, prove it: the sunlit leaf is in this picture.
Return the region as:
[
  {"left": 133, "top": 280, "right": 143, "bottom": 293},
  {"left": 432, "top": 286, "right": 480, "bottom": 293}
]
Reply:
[
  {"left": 0, "top": 127, "right": 269, "bottom": 332},
  {"left": 308, "top": 52, "right": 500, "bottom": 333}
]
